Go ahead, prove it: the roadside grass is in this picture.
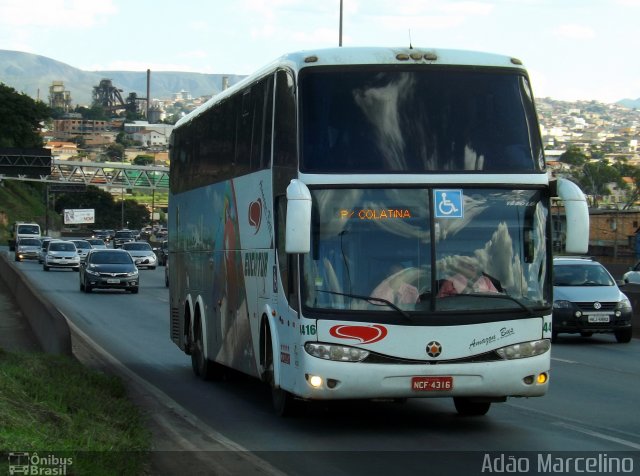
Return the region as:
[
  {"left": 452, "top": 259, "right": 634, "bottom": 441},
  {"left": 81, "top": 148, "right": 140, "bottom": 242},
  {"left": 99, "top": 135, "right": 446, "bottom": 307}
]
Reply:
[{"left": 0, "top": 348, "right": 151, "bottom": 475}]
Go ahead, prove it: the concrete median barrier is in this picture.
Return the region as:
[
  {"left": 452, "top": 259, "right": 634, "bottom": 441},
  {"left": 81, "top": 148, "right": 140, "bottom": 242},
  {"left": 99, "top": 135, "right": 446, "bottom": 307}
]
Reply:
[{"left": 0, "top": 251, "right": 71, "bottom": 355}]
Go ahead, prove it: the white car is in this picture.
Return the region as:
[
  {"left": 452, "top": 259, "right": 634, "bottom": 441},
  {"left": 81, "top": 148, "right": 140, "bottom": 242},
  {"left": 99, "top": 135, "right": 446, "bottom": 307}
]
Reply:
[
  {"left": 43, "top": 240, "right": 80, "bottom": 271},
  {"left": 121, "top": 241, "right": 158, "bottom": 269},
  {"left": 69, "top": 239, "right": 93, "bottom": 262}
]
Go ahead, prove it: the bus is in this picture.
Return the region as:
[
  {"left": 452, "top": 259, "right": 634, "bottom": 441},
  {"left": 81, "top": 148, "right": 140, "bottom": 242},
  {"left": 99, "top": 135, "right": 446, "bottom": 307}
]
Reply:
[{"left": 168, "top": 47, "right": 589, "bottom": 416}]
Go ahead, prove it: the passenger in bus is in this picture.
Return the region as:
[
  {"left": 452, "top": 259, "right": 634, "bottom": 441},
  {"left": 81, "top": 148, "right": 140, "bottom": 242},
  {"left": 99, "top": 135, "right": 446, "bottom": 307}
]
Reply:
[
  {"left": 437, "top": 256, "right": 498, "bottom": 297},
  {"left": 370, "top": 264, "right": 420, "bottom": 305}
]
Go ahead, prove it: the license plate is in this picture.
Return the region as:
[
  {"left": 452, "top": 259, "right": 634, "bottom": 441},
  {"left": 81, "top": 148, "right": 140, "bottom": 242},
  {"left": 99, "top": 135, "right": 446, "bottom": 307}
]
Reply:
[
  {"left": 411, "top": 376, "right": 453, "bottom": 391},
  {"left": 587, "top": 315, "right": 610, "bottom": 323},
  {"left": 107, "top": 279, "right": 120, "bottom": 284}
]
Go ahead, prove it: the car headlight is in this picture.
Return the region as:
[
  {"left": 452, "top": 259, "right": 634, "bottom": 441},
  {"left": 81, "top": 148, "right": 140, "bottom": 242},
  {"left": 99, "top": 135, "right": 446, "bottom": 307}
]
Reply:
[
  {"left": 304, "top": 342, "right": 370, "bottom": 362},
  {"left": 617, "top": 298, "right": 632, "bottom": 311},
  {"left": 86, "top": 269, "right": 100, "bottom": 276},
  {"left": 496, "top": 339, "right": 550, "bottom": 360},
  {"left": 553, "top": 300, "right": 572, "bottom": 309},
  {"left": 126, "top": 271, "right": 139, "bottom": 277}
]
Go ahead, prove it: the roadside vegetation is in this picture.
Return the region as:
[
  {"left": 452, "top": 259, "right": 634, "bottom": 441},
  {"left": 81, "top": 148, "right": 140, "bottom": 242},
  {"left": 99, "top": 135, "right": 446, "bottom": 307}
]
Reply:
[{"left": 0, "top": 348, "right": 151, "bottom": 475}]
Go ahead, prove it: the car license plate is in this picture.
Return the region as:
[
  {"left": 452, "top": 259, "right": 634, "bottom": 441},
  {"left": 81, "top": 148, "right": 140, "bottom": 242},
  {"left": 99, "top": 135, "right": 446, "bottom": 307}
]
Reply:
[
  {"left": 587, "top": 315, "right": 610, "bottom": 323},
  {"left": 411, "top": 376, "right": 453, "bottom": 391},
  {"left": 107, "top": 279, "right": 120, "bottom": 284}
]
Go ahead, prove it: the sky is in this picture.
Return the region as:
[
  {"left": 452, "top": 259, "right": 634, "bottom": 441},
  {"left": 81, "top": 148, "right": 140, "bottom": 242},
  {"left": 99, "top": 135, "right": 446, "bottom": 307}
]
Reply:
[{"left": 0, "top": 0, "right": 638, "bottom": 104}]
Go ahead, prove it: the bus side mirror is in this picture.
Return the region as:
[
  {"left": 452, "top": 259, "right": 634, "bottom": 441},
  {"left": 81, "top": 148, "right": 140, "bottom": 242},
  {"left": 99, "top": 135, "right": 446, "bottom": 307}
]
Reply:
[
  {"left": 285, "top": 179, "right": 311, "bottom": 254},
  {"left": 556, "top": 178, "right": 589, "bottom": 254}
]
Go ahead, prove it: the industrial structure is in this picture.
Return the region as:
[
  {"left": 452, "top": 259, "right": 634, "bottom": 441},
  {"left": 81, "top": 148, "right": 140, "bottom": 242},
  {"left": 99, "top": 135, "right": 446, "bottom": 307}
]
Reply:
[{"left": 48, "top": 81, "right": 72, "bottom": 112}]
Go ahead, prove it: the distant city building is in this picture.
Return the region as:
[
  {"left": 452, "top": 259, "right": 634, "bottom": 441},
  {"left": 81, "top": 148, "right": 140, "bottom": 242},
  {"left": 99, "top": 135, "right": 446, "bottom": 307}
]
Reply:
[
  {"left": 132, "top": 129, "right": 169, "bottom": 148},
  {"left": 172, "top": 90, "right": 192, "bottom": 101},
  {"left": 45, "top": 141, "right": 78, "bottom": 160},
  {"left": 54, "top": 118, "right": 108, "bottom": 135}
]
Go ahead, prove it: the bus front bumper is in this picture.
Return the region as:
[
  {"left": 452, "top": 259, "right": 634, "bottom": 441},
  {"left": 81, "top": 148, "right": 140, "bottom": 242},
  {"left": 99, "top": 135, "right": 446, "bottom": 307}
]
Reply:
[{"left": 287, "top": 352, "right": 550, "bottom": 401}]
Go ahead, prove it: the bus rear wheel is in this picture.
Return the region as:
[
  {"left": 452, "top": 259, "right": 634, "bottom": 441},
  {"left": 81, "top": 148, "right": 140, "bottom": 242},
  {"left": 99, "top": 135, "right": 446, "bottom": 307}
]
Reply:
[
  {"left": 191, "top": 316, "right": 224, "bottom": 380},
  {"left": 453, "top": 397, "right": 491, "bottom": 416}
]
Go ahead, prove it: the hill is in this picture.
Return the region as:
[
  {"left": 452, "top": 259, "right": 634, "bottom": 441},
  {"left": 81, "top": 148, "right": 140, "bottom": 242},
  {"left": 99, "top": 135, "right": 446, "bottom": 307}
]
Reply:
[
  {"left": 617, "top": 98, "right": 640, "bottom": 109},
  {"left": 0, "top": 49, "right": 245, "bottom": 105}
]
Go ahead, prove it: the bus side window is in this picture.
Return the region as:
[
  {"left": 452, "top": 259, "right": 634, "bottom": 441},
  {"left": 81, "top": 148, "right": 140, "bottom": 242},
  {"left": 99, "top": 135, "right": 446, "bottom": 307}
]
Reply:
[
  {"left": 273, "top": 69, "right": 297, "bottom": 169},
  {"left": 276, "top": 196, "right": 299, "bottom": 311}
]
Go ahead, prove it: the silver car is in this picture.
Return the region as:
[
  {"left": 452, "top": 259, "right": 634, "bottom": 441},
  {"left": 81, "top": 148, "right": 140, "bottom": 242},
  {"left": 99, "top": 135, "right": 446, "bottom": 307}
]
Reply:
[
  {"left": 121, "top": 241, "right": 158, "bottom": 269},
  {"left": 552, "top": 257, "right": 632, "bottom": 343},
  {"left": 43, "top": 240, "right": 81, "bottom": 271},
  {"left": 15, "top": 237, "right": 41, "bottom": 261}
]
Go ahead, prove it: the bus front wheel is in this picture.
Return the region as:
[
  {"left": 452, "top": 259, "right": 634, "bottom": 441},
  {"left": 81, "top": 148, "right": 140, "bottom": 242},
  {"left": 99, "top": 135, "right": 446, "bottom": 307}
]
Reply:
[
  {"left": 453, "top": 397, "right": 491, "bottom": 416},
  {"left": 263, "top": 324, "right": 297, "bottom": 416}
]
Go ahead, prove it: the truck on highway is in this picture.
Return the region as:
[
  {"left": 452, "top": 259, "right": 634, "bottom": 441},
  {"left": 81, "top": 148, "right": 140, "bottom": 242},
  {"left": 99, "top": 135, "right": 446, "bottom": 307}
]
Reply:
[{"left": 9, "top": 222, "right": 41, "bottom": 251}]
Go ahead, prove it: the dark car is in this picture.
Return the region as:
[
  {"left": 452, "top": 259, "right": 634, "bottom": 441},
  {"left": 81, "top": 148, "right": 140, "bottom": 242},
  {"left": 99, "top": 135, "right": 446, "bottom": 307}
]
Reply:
[
  {"left": 552, "top": 257, "right": 633, "bottom": 343},
  {"left": 79, "top": 249, "right": 139, "bottom": 293},
  {"left": 113, "top": 230, "right": 136, "bottom": 248},
  {"left": 156, "top": 240, "right": 168, "bottom": 266},
  {"left": 92, "top": 229, "right": 112, "bottom": 244}
]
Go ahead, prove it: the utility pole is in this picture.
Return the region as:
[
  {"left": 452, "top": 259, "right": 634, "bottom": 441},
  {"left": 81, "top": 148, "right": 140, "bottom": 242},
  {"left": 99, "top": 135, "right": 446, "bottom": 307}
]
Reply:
[{"left": 339, "top": 0, "right": 343, "bottom": 46}]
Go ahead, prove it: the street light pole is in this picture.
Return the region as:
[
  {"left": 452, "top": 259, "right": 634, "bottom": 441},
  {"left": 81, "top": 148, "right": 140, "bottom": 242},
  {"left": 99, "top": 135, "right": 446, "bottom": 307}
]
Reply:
[
  {"left": 339, "top": 0, "right": 343, "bottom": 46},
  {"left": 121, "top": 187, "right": 124, "bottom": 229}
]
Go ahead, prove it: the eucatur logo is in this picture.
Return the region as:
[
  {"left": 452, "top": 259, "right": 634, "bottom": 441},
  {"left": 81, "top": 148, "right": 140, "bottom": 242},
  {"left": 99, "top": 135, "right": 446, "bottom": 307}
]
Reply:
[
  {"left": 248, "top": 198, "right": 262, "bottom": 234},
  {"left": 329, "top": 324, "right": 388, "bottom": 344}
]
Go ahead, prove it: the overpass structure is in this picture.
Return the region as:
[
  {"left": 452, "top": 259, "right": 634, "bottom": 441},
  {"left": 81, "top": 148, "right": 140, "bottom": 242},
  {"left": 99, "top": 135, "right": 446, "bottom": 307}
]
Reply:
[{"left": 0, "top": 157, "right": 169, "bottom": 191}]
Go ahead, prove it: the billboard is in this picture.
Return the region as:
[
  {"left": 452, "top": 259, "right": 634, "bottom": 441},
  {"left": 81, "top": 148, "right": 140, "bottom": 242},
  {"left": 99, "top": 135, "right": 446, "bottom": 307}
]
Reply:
[{"left": 63, "top": 209, "right": 95, "bottom": 225}]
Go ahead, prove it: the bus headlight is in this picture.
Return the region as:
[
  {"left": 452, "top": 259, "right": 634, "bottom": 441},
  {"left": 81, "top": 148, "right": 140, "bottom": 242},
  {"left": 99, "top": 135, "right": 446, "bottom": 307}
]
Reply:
[
  {"left": 496, "top": 339, "right": 550, "bottom": 360},
  {"left": 304, "top": 342, "right": 369, "bottom": 362}
]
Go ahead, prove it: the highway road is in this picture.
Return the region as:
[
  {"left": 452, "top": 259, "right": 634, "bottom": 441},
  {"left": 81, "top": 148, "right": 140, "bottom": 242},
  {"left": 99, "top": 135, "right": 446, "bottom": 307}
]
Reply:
[{"left": 11, "top": 257, "right": 640, "bottom": 475}]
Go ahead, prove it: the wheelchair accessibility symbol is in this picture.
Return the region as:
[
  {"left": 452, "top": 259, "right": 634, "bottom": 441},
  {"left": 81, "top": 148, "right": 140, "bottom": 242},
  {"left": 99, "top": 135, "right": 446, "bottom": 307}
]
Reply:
[{"left": 434, "top": 189, "right": 463, "bottom": 218}]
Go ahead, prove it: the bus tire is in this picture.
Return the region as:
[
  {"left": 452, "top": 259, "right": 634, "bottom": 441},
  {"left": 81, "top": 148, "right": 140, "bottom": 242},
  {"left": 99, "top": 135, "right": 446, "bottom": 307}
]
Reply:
[
  {"left": 191, "top": 315, "right": 224, "bottom": 380},
  {"left": 453, "top": 397, "right": 491, "bottom": 416},
  {"left": 272, "top": 387, "right": 296, "bottom": 417},
  {"left": 262, "top": 320, "right": 297, "bottom": 416}
]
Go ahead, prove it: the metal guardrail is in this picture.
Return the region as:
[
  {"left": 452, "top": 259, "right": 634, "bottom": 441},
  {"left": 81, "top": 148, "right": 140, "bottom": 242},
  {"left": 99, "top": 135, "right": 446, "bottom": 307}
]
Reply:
[{"left": 0, "top": 159, "right": 169, "bottom": 191}]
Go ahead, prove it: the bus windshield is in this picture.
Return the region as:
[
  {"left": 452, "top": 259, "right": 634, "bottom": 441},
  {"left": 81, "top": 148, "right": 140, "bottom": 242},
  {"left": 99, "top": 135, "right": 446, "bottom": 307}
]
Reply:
[
  {"left": 301, "top": 188, "right": 550, "bottom": 316},
  {"left": 300, "top": 68, "right": 543, "bottom": 173}
]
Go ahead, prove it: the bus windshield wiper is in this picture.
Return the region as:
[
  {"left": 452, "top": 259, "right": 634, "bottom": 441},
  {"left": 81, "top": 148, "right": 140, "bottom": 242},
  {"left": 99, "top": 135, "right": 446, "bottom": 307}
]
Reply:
[
  {"left": 316, "top": 290, "right": 412, "bottom": 321},
  {"left": 442, "top": 292, "right": 534, "bottom": 315}
]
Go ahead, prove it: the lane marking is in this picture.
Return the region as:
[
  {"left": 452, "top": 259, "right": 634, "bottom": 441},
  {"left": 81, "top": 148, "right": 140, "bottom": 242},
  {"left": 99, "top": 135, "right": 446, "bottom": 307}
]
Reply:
[
  {"left": 508, "top": 402, "right": 640, "bottom": 450},
  {"left": 551, "top": 357, "right": 578, "bottom": 364},
  {"left": 554, "top": 422, "right": 640, "bottom": 450}
]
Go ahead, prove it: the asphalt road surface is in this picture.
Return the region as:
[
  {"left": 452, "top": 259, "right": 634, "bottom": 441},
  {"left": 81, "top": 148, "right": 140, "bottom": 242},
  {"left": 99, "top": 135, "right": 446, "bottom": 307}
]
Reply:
[{"left": 11, "top": 257, "right": 640, "bottom": 475}]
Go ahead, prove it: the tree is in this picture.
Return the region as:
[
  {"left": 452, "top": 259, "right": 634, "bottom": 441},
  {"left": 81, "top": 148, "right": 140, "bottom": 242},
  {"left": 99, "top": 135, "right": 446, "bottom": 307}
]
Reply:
[
  {"left": 559, "top": 146, "right": 588, "bottom": 166},
  {"left": 116, "top": 131, "right": 133, "bottom": 147},
  {"left": 74, "top": 104, "right": 108, "bottom": 121},
  {"left": 133, "top": 155, "right": 154, "bottom": 166},
  {"left": 53, "top": 186, "right": 150, "bottom": 229},
  {"left": 573, "top": 160, "right": 621, "bottom": 208},
  {"left": 104, "top": 143, "right": 126, "bottom": 161},
  {"left": 0, "top": 83, "right": 51, "bottom": 148}
]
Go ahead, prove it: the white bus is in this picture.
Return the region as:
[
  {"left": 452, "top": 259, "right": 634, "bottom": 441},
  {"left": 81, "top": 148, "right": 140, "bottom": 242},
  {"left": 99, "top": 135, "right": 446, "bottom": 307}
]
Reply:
[{"left": 168, "top": 47, "right": 589, "bottom": 416}]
